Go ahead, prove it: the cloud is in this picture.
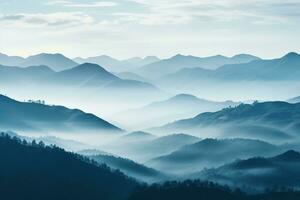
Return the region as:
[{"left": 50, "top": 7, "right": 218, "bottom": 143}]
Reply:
[
  {"left": 0, "top": 12, "right": 94, "bottom": 27},
  {"left": 119, "top": 0, "right": 300, "bottom": 25},
  {"left": 46, "top": 1, "right": 118, "bottom": 8}
]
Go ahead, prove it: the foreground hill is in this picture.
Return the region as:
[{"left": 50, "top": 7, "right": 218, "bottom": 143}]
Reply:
[
  {"left": 0, "top": 94, "right": 122, "bottom": 134},
  {"left": 198, "top": 150, "right": 300, "bottom": 190},
  {"left": 137, "top": 53, "right": 260, "bottom": 79},
  {"left": 155, "top": 101, "right": 299, "bottom": 142},
  {"left": 148, "top": 138, "right": 281, "bottom": 175},
  {"left": 0, "top": 133, "right": 137, "bottom": 200},
  {"left": 129, "top": 179, "right": 300, "bottom": 200},
  {"left": 115, "top": 94, "right": 239, "bottom": 129}
]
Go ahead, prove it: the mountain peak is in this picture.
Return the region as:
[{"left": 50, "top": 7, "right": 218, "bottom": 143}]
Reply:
[
  {"left": 170, "top": 94, "right": 199, "bottom": 101},
  {"left": 283, "top": 52, "right": 300, "bottom": 59},
  {"left": 273, "top": 150, "right": 300, "bottom": 162}
]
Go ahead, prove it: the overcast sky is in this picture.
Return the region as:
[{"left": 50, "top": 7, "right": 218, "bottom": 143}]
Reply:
[{"left": 0, "top": 0, "right": 299, "bottom": 59}]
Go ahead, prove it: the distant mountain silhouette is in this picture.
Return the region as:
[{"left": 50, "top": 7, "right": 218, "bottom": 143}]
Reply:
[
  {"left": 0, "top": 52, "right": 25, "bottom": 66},
  {"left": 0, "top": 52, "right": 78, "bottom": 71},
  {"left": 0, "top": 133, "right": 137, "bottom": 200},
  {"left": 0, "top": 64, "right": 54, "bottom": 85},
  {"left": 156, "top": 101, "right": 299, "bottom": 141},
  {"left": 90, "top": 154, "right": 168, "bottom": 183},
  {"left": 148, "top": 138, "right": 280, "bottom": 175},
  {"left": 116, "top": 71, "right": 150, "bottom": 83},
  {"left": 21, "top": 53, "right": 78, "bottom": 71},
  {"left": 103, "top": 133, "right": 200, "bottom": 162},
  {"left": 137, "top": 53, "right": 260, "bottom": 79},
  {"left": 42, "top": 63, "right": 159, "bottom": 92},
  {"left": 121, "top": 131, "right": 156, "bottom": 141},
  {"left": 160, "top": 52, "right": 300, "bottom": 85},
  {"left": 287, "top": 96, "right": 300, "bottom": 103},
  {"left": 199, "top": 150, "right": 300, "bottom": 190},
  {"left": 74, "top": 55, "right": 159, "bottom": 72},
  {"left": 115, "top": 94, "right": 239, "bottom": 129},
  {"left": 0, "top": 94, "right": 122, "bottom": 133}
]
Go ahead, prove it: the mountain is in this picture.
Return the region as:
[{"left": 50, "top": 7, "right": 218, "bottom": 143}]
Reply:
[
  {"left": 0, "top": 52, "right": 25, "bottom": 66},
  {"left": 114, "top": 94, "right": 239, "bottom": 129},
  {"left": 42, "top": 63, "right": 159, "bottom": 92},
  {"left": 155, "top": 101, "right": 299, "bottom": 141},
  {"left": 21, "top": 53, "right": 78, "bottom": 71},
  {"left": 136, "top": 53, "right": 260, "bottom": 79},
  {"left": 148, "top": 138, "right": 280, "bottom": 175},
  {"left": 287, "top": 96, "right": 300, "bottom": 103},
  {"left": 198, "top": 150, "right": 300, "bottom": 190},
  {"left": 124, "top": 56, "right": 160, "bottom": 68},
  {"left": 0, "top": 64, "right": 54, "bottom": 85},
  {"left": 5, "top": 131, "right": 92, "bottom": 151},
  {"left": 116, "top": 72, "right": 150, "bottom": 83},
  {"left": 159, "top": 52, "right": 300, "bottom": 86},
  {"left": 0, "top": 133, "right": 137, "bottom": 200},
  {"left": 128, "top": 180, "right": 250, "bottom": 200},
  {"left": 74, "top": 55, "right": 160, "bottom": 72},
  {"left": 90, "top": 154, "right": 168, "bottom": 183},
  {"left": 103, "top": 133, "right": 200, "bottom": 162},
  {"left": 0, "top": 94, "right": 122, "bottom": 134}
]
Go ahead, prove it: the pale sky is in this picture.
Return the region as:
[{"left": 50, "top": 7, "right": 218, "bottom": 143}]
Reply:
[{"left": 0, "top": 0, "right": 299, "bottom": 59}]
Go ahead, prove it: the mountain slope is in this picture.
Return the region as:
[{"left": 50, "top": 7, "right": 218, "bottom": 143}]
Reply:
[
  {"left": 0, "top": 94, "right": 122, "bottom": 133},
  {"left": 103, "top": 133, "right": 200, "bottom": 162},
  {"left": 148, "top": 138, "right": 280, "bottom": 175},
  {"left": 199, "top": 150, "right": 300, "bottom": 190},
  {"left": 42, "top": 63, "right": 159, "bottom": 92},
  {"left": 74, "top": 55, "right": 160, "bottom": 72},
  {"left": 160, "top": 52, "right": 300, "bottom": 85},
  {"left": 156, "top": 101, "right": 299, "bottom": 141},
  {"left": 22, "top": 53, "right": 78, "bottom": 71},
  {"left": 115, "top": 94, "right": 239, "bottom": 129},
  {"left": 90, "top": 154, "right": 168, "bottom": 183},
  {"left": 0, "top": 133, "right": 137, "bottom": 200},
  {"left": 0, "top": 52, "right": 25, "bottom": 66},
  {"left": 0, "top": 64, "right": 54, "bottom": 84},
  {"left": 137, "top": 53, "right": 260, "bottom": 79}
]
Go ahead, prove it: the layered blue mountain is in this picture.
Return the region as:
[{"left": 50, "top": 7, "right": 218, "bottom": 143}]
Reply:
[
  {"left": 22, "top": 53, "right": 78, "bottom": 71},
  {"left": 114, "top": 94, "right": 239, "bottom": 129},
  {"left": 0, "top": 53, "right": 78, "bottom": 71},
  {"left": 287, "top": 96, "right": 300, "bottom": 103},
  {"left": 0, "top": 94, "right": 122, "bottom": 133},
  {"left": 103, "top": 133, "right": 200, "bottom": 162},
  {"left": 90, "top": 154, "right": 168, "bottom": 183},
  {"left": 148, "top": 138, "right": 281, "bottom": 175},
  {"left": 42, "top": 63, "right": 158, "bottom": 91},
  {"left": 156, "top": 101, "right": 299, "bottom": 142},
  {"left": 0, "top": 133, "right": 137, "bottom": 200},
  {"left": 198, "top": 150, "right": 300, "bottom": 190},
  {"left": 137, "top": 53, "right": 260, "bottom": 79},
  {"left": 0, "top": 64, "right": 54, "bottom": 84},
  {"left": 74, "top": 55, "right": 159, "bottom": 72},
  {"left": 0, "top": 52, "right": 25, "bottom": 66},
  {"left": 160, "top": 52, "right": 300, "bottom": 85}
]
